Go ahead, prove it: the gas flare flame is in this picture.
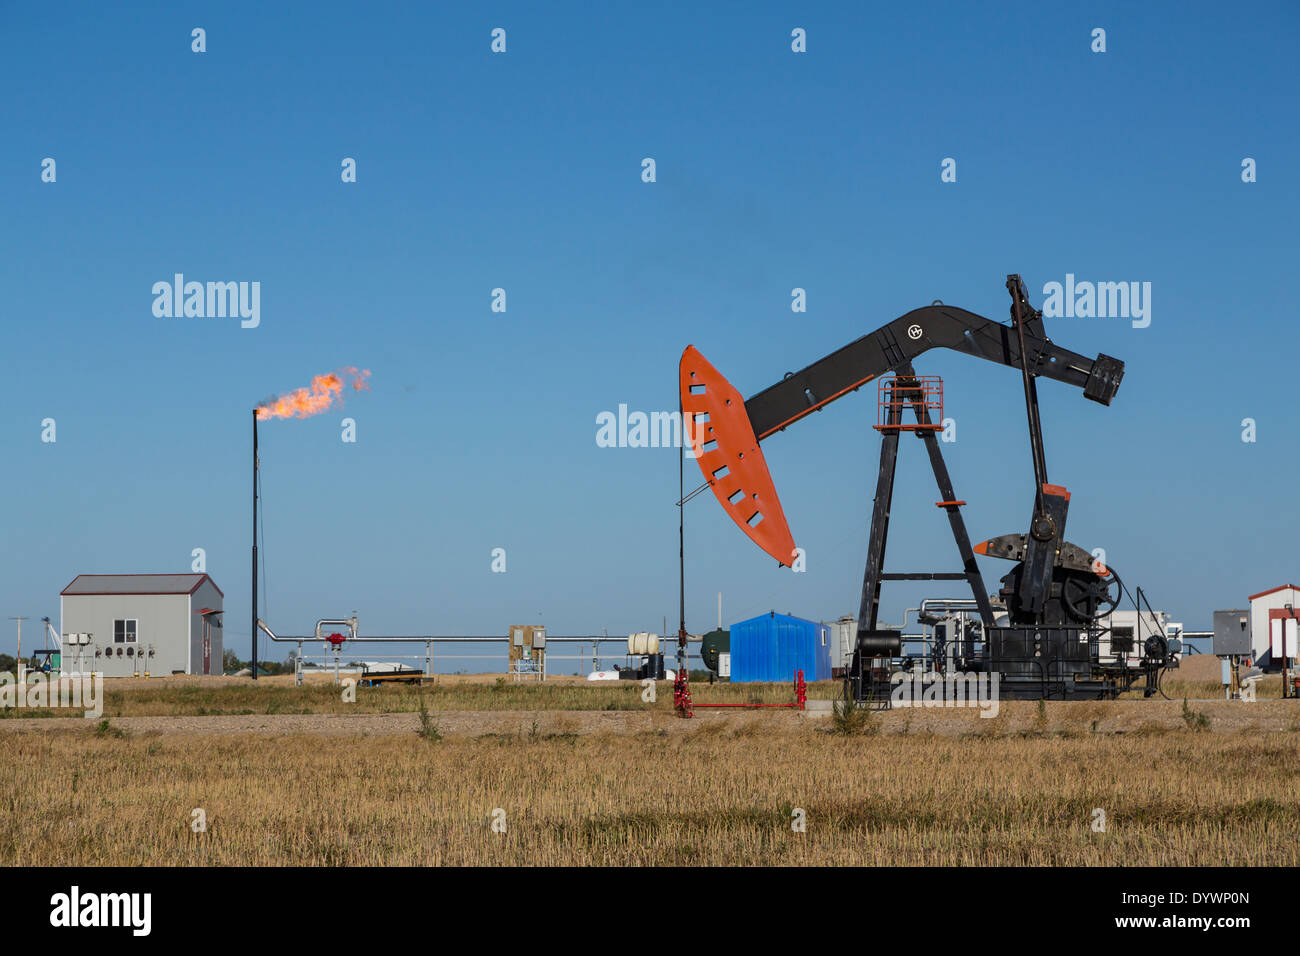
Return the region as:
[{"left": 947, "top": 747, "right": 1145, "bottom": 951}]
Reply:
[{"left": 256, "top": 367, "right": 370, "bottom": 420}]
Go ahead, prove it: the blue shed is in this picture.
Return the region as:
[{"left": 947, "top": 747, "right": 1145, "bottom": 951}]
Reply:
[{"left": 730, "top": 611, "right": 832, "bottom": 682}]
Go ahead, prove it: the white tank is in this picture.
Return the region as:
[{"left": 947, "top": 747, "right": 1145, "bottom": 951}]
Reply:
[{"left": 627, "top": 632, "right": 661, "bottom": 655}]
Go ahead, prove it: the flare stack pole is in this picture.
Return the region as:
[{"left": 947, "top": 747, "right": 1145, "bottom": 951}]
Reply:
[
  {"left": 677, "top": 399, "right": 687, "bottom": 677},
  {"left": 251, "top": 409, "right": 259, "bottom": 681}
]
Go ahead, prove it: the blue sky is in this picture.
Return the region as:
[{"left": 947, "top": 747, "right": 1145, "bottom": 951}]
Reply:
[{"left": 2, "top": 1, "right": 1297, "bottom": 668}]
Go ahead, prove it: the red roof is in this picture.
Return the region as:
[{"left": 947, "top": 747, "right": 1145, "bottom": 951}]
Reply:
[
  {"left": 61, "top": 573, "right": 224, "bottom": 598},
  {"left": 1247, "top": 584, "right": 1300, "bottom": 602}
]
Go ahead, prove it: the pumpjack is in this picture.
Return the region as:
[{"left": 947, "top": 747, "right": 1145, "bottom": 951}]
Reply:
[{"left": 680, "top": 274, "right": 1163, "bottom": 701}]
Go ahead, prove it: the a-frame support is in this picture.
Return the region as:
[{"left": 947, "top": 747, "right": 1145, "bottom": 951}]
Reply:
[{"left": 851, "top": 364, "right": 994, "bottom": 698}]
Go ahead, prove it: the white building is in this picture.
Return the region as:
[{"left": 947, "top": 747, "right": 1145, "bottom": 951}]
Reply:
[
  {"left": 1247, "top": 584, "right": 1300, "bottom": 667},
  {"left": 60, "top": 573, "right": 224, "bottom": 677},
  {"left": 1095, "top": 608, "right": 1172, "bottom": 664}
]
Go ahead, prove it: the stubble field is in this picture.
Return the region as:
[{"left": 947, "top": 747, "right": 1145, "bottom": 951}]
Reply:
[{"left": 1, "top": 674, "right": 1296, "bottom": 866}]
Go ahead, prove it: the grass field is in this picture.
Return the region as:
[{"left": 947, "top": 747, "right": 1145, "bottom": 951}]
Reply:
[
  {"left": 0, "top": 670, "right": 1286, "bottom": 720},
  {"left": 1, "top": 673, "right": 1296, "bottom": 866},
  {"left": 2, "top": 722, "right": 1297, "bottom": 866},
  {"left": 0, "top": 671, "right": 832, "bottom": 718}
]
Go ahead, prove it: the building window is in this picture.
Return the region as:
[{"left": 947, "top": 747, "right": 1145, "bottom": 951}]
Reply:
[{"left": 113, "top": 619, "right": 138, "bottom": 644}]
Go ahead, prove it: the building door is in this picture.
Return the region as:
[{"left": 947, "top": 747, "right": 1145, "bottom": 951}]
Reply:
[{"left": 202, "top": 620, "right": 211, "bottom": 675}]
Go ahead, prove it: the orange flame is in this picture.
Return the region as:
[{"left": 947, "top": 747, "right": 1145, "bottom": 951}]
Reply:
[{"left": 256, "top": 367, "right": 370, "bottom": 420}]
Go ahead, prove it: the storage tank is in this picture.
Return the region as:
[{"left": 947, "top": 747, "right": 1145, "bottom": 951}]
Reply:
[
  {"left": 730, "top": 611, "right": 831, "bottom": 682},
  {"left": 699, "top": 627, "right": 730, "bottom": 672},
  {"left": 627, "top": 632, "right": 660, "bottom": 656}
]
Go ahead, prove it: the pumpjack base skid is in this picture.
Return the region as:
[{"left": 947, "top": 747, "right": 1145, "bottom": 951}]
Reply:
[{"left": 994, "top": 679, "right": 1117, "bottom": 701}]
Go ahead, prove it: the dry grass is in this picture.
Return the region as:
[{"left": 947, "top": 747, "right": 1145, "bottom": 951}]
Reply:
[
  {"left": 3, "top": 673, "right": 1294, "bottom": 867},
  {"left": 1121, "top": 674, "right": 1284, "bottom": 701},
  {"left": 44, "top": 673, "right": 825, "bottom": 718},
  {"left": 1, "top": 721, "right": 1297, "bottom": 866},
  {"left": 2, "top": 670, "right": 1270, "bottom": 721}
]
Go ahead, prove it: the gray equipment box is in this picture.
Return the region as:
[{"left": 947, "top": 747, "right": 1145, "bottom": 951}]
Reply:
[{"left": 1213, "top": 609, "right": 1251, "bottom": 656}]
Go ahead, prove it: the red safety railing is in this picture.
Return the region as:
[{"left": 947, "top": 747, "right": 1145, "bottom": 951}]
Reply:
[
  {"left": 680, "top": 670, "right": 807, "bottom": 717},
  {"left": 874, "top": 375, "right": 943, "bottom": 431}
]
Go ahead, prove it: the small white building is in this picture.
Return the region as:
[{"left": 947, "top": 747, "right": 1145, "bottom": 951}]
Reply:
[
  {"left": 60, "top": 573, "right": 224, "bottom": 677},
  {"left": 1247, "top": 584, "right": 1300, "bottom": 667},
  {"left": 1095, "top": 608, "right": 1171, "bottom": 664}
]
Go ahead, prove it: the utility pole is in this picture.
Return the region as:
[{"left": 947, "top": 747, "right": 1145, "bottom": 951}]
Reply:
[
  {"left": 9, "top": 617, "right": 27, "bottom": 681},
  {"left": 251, "top": 410, "right": 259, "bottom": 681}
]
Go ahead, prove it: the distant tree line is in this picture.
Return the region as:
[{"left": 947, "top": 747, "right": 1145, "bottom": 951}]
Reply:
[
  {"left": 0, "top": 653, "right": 47, "bottom": 673},
  {"left": 222, "top": 649, "right": 294, "bottom": 675}
]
